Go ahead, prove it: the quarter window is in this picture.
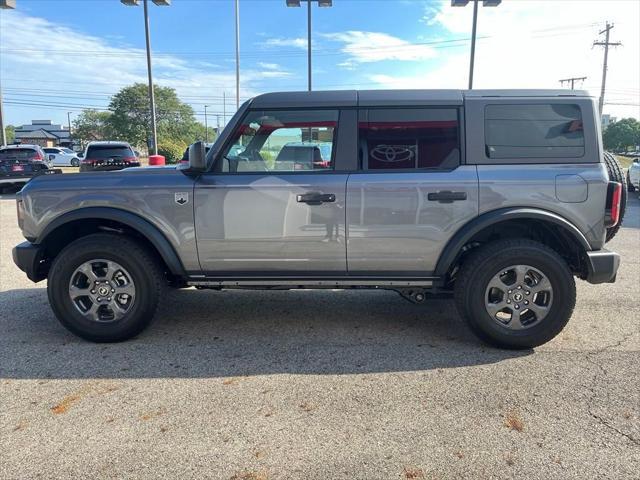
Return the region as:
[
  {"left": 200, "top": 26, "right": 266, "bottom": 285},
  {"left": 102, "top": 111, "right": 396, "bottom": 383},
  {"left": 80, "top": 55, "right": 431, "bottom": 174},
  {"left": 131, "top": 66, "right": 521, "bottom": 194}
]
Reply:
[
  {"left": 485, "top": 104, "right": 585, "bottom": 159},
  {"left": 360, "top": 108, "right": 460, "bottom": 170},
  {"left": 221, "top": 109, "right": 338, "bottom": 173}
]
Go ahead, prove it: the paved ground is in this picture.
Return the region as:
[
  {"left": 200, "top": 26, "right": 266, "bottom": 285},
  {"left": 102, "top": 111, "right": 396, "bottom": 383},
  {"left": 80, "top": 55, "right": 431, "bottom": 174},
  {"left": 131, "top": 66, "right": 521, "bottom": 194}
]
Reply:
[{"left": 0, "top": 191, "right": 638, "bottom": 480}]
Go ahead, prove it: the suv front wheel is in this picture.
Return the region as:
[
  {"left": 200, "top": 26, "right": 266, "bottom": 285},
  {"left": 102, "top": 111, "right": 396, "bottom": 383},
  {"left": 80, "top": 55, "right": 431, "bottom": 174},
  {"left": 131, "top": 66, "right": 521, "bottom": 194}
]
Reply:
[
  {"left": 47, "top": 233, "right": 164, "bottom": 342},
  {"left": 454, "top": 239, "right": 576, "bottom": 349}
]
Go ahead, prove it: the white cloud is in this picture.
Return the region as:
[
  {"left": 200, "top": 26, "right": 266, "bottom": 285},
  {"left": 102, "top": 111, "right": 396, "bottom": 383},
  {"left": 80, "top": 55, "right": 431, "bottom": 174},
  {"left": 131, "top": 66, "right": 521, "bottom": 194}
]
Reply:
[
  {"left": 0, "top": 11, "right": 294, "bottom": 125},
  {"left": 368, "top": 1, "right": 639, "bottom": 120},
  {"left": 258, "top": 62, "right": 281, "bottom": 70},
  {"left": 264, "top": 37, "right": 308, "bottom": 49},
  {"left": 323, "top": 31, "right": 438, "bottom": 65}
]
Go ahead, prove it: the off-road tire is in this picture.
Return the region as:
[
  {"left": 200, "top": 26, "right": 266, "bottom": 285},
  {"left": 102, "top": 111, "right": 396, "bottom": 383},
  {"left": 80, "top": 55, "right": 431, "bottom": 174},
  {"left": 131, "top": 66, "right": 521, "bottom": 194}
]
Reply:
[
  {"left": 603, "top": 151, "right": 627, "bottom": 242},
  {"left": 454, "top": 239, "right": 576, "bottom": 349},
  {"left": 47, "top": 233, "right": 164, "bottom": 342}
]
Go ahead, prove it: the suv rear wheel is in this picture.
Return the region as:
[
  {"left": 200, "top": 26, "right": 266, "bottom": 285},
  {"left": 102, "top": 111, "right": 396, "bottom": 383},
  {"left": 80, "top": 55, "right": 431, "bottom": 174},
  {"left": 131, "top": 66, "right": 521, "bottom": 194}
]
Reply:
[
  {"left": 454, "top": 239, "right": 576, "bottom": 349},
  {"left": 47, "top": 233, "right": 164, "bottom": 342}
]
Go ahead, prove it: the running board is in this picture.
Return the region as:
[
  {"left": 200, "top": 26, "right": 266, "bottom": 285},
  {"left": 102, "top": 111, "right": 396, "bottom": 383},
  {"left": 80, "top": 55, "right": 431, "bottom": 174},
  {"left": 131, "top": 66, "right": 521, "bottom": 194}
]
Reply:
[{"left": 187, "top": 277, "right": 440, "bottom": 288}]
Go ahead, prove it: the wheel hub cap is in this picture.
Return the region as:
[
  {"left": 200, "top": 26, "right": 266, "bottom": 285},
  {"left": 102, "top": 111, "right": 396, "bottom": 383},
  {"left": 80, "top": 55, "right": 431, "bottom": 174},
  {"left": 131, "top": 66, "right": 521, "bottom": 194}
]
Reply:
[
  {"left": 484, "top": 264, "right": 553, "bottom": 330},
  {"left": 68, "top": 259, "right": 136, "bottom": 323}
]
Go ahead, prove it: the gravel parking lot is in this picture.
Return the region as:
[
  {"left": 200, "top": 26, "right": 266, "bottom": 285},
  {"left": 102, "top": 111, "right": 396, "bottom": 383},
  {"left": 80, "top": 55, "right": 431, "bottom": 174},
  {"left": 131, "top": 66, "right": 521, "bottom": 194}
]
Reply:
[{"left": 0, "top": 191, "right": 638, "bottom": 479}]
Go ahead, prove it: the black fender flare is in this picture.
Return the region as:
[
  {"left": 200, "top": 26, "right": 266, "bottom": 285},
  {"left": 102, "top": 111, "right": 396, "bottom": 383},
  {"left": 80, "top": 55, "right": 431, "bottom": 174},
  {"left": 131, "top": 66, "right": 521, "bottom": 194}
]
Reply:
[
  {"left": 38, "top": 207, "right": 186, "bottom": 276},
  {"left": 434, "top": 207, "right": 592, "bottom": 276}
]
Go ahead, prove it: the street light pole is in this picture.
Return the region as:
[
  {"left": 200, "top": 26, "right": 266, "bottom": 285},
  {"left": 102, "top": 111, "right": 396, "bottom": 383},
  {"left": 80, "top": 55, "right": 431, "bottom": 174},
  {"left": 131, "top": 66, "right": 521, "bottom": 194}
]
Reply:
[
  {"left": 235, "top": 0, "right": 240, "bottom": 109},
  {"left": 1, "top": 0, "right": 17, "bottom": 147},
  {"left": 451, "top": 0, "right": 501, "bottom": 90},
  {"left": 468, "top": 0, "right": 479, "bottom": 90},
  {"left": 142, "top": 0, "right": 158, "bottom": 155},
  {"left": 121, "top": 0, "right": 170, "bottom": 155},
  {"left": 285, "top": 1, "right": 332, "bottom": 92}
]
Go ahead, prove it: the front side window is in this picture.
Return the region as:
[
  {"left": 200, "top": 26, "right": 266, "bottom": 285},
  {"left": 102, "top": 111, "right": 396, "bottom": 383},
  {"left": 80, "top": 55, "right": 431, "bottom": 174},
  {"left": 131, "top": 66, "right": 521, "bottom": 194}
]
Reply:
[
  {"left": 360, "top": 108, "right": 460, "bottom": 170},
  {"left": 220, "top": 109, "right": 338, "bottom": 173},
  {"left": 485, "top": 104, "right": 584, "bottom": 159}
]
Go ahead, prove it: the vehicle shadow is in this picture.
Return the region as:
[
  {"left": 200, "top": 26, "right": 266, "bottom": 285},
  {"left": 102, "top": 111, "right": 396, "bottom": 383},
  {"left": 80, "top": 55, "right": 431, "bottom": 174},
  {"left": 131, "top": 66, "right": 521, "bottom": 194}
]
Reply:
[{"left": 0, "top": 288, "right": 531, "bottom": 379}]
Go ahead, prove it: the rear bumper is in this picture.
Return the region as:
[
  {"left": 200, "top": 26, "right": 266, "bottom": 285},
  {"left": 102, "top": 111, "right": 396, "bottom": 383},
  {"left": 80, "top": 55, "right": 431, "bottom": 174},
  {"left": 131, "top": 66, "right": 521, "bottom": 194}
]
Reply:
[
  {"left": 12, "top": 241, "right": 47, "bottom": 283},
  {"left": 0, "top": 169, "right": 62, "bottom": 185},
  {"left": 584, "top": 249, "right": 620, "bottom": 284}
]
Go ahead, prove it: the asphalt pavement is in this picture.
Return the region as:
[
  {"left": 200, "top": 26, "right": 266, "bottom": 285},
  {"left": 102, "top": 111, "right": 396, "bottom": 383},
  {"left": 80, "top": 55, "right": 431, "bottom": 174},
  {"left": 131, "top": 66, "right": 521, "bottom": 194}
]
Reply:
[{"left": 0, "top": 191, "right": 638, "bottom": 479}]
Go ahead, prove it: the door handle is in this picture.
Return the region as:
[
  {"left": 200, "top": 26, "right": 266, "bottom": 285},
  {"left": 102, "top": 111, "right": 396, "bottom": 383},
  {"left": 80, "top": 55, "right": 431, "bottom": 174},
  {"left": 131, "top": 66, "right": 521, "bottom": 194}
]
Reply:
[
  {"left": 427, "top": 191, "right": 467, "bottom": 203},
  {"left": 296, "top": 192, "right": 336, "bottom": 205}
]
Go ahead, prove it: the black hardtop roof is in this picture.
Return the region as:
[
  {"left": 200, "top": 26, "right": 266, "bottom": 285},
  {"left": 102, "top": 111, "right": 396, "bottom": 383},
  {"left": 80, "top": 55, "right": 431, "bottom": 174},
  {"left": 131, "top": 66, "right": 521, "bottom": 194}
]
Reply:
[{"left": 249, "top": 89, "right": 591, "bottom": 109}]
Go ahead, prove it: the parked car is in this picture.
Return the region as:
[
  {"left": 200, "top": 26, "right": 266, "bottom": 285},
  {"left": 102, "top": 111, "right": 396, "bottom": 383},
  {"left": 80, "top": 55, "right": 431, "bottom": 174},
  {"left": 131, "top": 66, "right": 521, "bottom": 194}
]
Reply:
[
  {"left": 0, "top": 144, "right": 61, "bottom": 193},
  {"left": 44, "top": 147, "right": 81, "bottom": 167},
  {"left": 12, "top": 89, "right": 624, "bottom": 348},
  {"left": 627, "top": 157, "right": 640, "bottom": 191},
  {"left": 79, "top": 141, "right": 140, "bottom": 172},
  {"left": 180, "top": 142, "right": 214, "bottom": 165},
  {"left": 273, "top": 142, "right": 333, "bottom": 170}
]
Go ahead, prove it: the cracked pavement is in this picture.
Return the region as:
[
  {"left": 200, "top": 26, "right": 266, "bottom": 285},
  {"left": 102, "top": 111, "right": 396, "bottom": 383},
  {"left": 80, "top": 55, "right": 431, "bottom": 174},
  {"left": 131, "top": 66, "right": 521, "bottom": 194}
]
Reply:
[{"left": 0, "top": 192, "right": 638, "bottom": 479}]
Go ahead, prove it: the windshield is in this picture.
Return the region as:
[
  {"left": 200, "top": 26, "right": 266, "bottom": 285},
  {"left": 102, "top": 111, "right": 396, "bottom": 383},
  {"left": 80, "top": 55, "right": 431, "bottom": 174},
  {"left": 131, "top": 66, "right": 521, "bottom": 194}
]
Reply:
[{"left": 62, "top": 148, "right": 75, "bottom": 154}]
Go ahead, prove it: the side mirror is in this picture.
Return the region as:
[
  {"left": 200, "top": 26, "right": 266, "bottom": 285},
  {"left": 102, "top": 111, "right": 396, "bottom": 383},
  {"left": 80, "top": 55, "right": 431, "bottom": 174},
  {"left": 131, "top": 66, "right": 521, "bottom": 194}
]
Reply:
[
  {"left": 188, "top": 141, "right": 207, "bottom": 172},
  {"left": 48, "top": 154, "right": 55, "bottom": 161},
  {"left": 78, "top": 153, "right": 84, "bottom": 158}
]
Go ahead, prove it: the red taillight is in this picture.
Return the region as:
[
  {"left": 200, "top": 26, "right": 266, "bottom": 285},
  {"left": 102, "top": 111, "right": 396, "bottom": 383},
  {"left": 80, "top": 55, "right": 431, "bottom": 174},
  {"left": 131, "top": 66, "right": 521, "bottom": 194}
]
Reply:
[
  {"left": 605, "top": 181, "right": 622, "bottom": 227},
  {"left": 33, "top": 151, "right": 44, "bottom": 161},
  {"left": 81, "top": 158, "right": 96, "bottom": 165}
]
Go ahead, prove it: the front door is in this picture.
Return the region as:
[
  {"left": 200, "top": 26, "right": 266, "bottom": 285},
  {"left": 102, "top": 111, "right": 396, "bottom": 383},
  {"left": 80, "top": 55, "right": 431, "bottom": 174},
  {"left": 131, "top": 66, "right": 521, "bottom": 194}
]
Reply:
[{"left": 195, "top": 108, "right": 347, "bottom": 275}]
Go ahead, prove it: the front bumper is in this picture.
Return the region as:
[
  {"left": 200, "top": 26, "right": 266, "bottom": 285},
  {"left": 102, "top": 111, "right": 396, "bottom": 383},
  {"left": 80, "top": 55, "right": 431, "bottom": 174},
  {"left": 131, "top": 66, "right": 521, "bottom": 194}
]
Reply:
[
  {"left": 12, "top": 241, "right": 47, "bottom": 283},
  {"left": 584, "top": 249, "right": 620, "bottom": 284}
]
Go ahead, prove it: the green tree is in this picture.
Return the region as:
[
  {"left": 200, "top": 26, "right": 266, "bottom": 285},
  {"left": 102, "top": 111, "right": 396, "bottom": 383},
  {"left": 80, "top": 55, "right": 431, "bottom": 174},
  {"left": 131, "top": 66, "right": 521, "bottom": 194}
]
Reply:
[
  {"left": 72, "top": 110, "right": 112, "bottom": 145},
  {"left": 5, "top": 125, "right": 15, "bottom": 144},
  {"left": 107, "top": 83, "right": 201, "bottom": 149},
  {"left": 603, "top": 118, "right": 640, "bottom": 151}
]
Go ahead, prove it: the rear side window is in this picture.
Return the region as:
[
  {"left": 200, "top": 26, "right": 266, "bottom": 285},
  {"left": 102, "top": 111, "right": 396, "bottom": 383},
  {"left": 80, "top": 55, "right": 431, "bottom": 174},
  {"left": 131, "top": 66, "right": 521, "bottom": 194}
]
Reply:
[
  {"left": 485, "top": 104, "right": 584, "bottom": 159},
  {"left": 360, "top": 108, "right": 460, "bottom": 170},
  {"left": 86, "top": 145, "right": 134, "bottom": 159}
]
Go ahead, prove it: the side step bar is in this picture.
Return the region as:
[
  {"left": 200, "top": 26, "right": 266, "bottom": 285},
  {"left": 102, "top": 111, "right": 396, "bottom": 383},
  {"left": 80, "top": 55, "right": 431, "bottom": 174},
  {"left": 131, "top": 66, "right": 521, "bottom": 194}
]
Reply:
[{"left": 187, "top": 277, "right": 442, "bottom": 288}]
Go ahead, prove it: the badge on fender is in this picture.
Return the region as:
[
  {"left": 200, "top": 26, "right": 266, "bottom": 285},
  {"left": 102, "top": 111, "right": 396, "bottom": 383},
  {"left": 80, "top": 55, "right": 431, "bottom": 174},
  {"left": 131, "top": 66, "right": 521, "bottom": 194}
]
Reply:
[{"left": 175, "top": 192, "right": 189, "bottom": 205}]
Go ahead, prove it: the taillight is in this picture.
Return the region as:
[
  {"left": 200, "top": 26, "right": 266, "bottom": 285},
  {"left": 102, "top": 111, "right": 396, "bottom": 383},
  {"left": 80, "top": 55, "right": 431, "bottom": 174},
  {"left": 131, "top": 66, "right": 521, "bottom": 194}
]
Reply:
[
  {"left": 33, "top": 151, "right": 44, "bottom": 161},
  {"left": 605, "top": 181, "right": 622, "bottom": 227},
  {"left": 81, "top": 158, "right": 96, "bottom": 165},
  {"left": 123, "top": 156, "right": 137, "bottom": 163}
]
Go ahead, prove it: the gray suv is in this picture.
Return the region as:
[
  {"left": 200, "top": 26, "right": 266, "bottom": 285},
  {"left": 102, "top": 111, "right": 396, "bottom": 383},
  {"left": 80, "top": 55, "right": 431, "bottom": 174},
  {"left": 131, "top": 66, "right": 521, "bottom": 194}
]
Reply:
[{"left": 12, "top": 90, "right": 624, "bottom": 348}]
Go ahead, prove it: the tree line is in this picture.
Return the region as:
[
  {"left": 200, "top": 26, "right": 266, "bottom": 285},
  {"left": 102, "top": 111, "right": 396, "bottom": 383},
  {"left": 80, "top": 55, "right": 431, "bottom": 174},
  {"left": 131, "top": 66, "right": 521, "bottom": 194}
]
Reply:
[{"left": 71, "top": 83, "right": 216, "bottom": 162}]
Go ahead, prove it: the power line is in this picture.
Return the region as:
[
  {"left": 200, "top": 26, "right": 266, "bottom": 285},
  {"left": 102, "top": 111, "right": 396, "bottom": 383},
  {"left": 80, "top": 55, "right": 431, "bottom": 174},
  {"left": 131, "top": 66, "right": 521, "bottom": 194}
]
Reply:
[{"left": 559, "top": 76, "right": 587, "bottom": 90}]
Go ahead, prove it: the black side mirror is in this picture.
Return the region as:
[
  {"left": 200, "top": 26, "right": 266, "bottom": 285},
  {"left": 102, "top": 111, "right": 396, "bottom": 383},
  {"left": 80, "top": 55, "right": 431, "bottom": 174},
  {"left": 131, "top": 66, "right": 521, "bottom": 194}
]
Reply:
[
  {"left": 188, "top": 141, "right": 207, "bottom": 172},
  {"left": 48, "top": 154, "right": 55, "bottom": 161}
]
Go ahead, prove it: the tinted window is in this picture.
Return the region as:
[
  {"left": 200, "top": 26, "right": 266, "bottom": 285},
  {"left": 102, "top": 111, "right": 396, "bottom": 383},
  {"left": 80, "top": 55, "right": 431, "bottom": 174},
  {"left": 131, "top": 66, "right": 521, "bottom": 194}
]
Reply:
[
  {"left": 44, "top": 148, "right": 58, "bottom": 154},
  {"left": 0, "top": 148, "right": 38, "bottom": 161},
  {"left": 221, "top": 109, "right": 338, "bottom": 173},
  {"left": 360, "top": 108, "right": 460, "bottom": 170},
  {"left": 86, "top": 145, "right": 134, "bottom": 159},
  {"left": 485, "top": 104, "right": 584, "bottom": 159}
]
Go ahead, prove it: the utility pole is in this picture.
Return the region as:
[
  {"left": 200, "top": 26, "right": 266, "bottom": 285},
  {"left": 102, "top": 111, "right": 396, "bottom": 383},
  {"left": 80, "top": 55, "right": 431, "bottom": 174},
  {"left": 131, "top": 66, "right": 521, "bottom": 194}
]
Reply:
[
  {"left": 67, "top": 112, "right": 72, "bottom": 134},
  {"left": 223, "top": 91, "right": 226, "bottom": 129},
  {"left": 0, "top": 83, "right": 6, "bottom": 147},
  {"left": 204, "top": 105, "right": 209, "bottom": 143},
  {"left": 593, "top": 22, "right": 621, "bottom": 116},
  {"left": 559, "top": 76, "right": 587, "bottom": 90}
]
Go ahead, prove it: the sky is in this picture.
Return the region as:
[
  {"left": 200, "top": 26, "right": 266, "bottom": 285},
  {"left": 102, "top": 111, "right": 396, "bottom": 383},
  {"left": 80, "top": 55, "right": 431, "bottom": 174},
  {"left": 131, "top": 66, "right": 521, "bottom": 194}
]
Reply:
[{"left": 1, "top": 0, "right": 639, "bottom": 129}]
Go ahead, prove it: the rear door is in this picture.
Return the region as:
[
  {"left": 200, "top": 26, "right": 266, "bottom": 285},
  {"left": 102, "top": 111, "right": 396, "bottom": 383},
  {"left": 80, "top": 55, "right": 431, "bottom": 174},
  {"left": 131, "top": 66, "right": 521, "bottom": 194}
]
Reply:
[
  {"left": 194, "top": 108, "right": 349, "bottom": 275},
  {"left": 346, "top": 106, "right": 478, "bottom": 274}
]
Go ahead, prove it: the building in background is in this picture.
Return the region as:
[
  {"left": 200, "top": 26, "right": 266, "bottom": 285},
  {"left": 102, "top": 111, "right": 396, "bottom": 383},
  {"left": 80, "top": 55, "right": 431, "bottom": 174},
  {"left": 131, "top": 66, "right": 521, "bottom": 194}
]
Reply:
[
  {"left": 601, "top": 114, "right": 617, "bottom": 129},
  {"left": 14, "top": 120, "right": 72, "bottom": 148}
]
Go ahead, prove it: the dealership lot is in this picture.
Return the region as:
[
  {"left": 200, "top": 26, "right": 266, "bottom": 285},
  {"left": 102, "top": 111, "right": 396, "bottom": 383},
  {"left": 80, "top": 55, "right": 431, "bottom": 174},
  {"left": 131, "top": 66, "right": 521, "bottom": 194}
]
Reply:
[{"left": 0, "top": 193, "right": 638, "bottom": 479}]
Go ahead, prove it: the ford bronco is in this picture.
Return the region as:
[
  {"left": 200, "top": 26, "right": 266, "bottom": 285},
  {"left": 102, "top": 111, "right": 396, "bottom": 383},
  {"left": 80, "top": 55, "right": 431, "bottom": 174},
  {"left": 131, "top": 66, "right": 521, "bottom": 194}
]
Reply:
[{"left": 12, "top": 90, "right": 625, "bottom": 348}]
